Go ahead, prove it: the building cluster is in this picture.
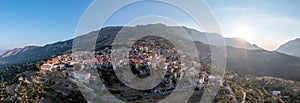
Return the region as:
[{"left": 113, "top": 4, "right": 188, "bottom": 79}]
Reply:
[
  {"left": 94, "top": 39, "right": 214, "bottom": 94},
  {"left": 38, "top": 39, "right": 215, "bottom": 96},
  {"left": 40, "top": 53, "right": 95, "bottom": 83}
]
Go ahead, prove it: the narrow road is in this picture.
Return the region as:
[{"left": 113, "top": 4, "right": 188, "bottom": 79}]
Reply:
[
  {"left": 104, "top": 85, "right": 194, "bottom": 101},
  {"left": 115, "top": 89, "right": 174, "bottom": 101},
  {"left": 262, "top": 77, "right": 272, "bottom": 95},
  {"left": 225, "top": 85, "right": 238, "bottom": 103},
  {"left": 241, "top": 90, "right": 246, "bottom": 103}
]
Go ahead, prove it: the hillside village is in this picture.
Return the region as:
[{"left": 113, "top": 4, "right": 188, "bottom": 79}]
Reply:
[
  {"left": 0, "top": 37, "right": 218, "bottom": 102},
  {"left": 35, "top": 38, "right": 218, "bottom": 101},
  {"left": 0, "top": 37, "right": 300, "bottom": 102}
]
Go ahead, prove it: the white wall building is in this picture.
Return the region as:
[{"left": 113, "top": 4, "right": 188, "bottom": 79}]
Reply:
[
  {"left": 41, "top": 64, "right": 54, "bottom": 71},
  {"left": 68, "top": 70, "right": 91, "bottom": 83}
]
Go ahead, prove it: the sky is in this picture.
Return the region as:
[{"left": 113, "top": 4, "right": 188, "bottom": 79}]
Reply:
[
  {"left": 0, "top": 0, "right": 92, "bottom": 49},
  {"left": 1, "top": 0, "right": 300, "bottom": 50},
  {"left": 205, "top": 0, "right": 300, "bottom": 50}
]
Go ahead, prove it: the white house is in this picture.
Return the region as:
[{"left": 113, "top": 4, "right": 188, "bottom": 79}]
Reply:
[
  {"left": 208, "top": 76, "right": 216, "bottom": 80},
  {"left": 41, "top": 64, "right": 54, "bottom": 71},
  {"left": 59, "top": 64, "right": 65, "bottom": 69},
  {"left": 272, "top": 91, "right": 281, "bottom": 96},
  {"left": 68, "top": 70, "right": 91, "bottom": 83}
]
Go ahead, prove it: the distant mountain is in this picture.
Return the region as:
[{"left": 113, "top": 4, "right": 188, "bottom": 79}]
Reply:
[
  {"left": 0, "top": 49, "right": 9, "bottom": 55},
  {"left": 277, "top": 38, "right": 300, "bottom": 57},
  {"left": 184, "top": 28, "right": 262, "bottom": 50},
  {"left": 0, "top": 26, "right": 122, "bottom": 67},
  {"left": 224, "top": 38, "right": 262, "bottom": 50},
  {"left": 1, "top": 24, "right": 300, "bottom": 81},
  {"left": 1, "top": 46, "right": 39, "bottom": 58},
  {"left": 225, "top": 46, "right": 300, "bottom": 81},
  {"left": 193, "top": 41, "right": 300, "bottom": 81},
  {"left": 0, "top": 41, "right": 72, "bottom": 67}
]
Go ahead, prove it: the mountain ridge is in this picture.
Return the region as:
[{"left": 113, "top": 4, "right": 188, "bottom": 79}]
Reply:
[
  {"left": 0, "top": 24, "right": 261, "bottom": 64},
  {"left": 1, "top": 24, "right": 300, "bottom": 81},
  {"left": 1, "top": 46, "right": 40, "bottom": 58},
  {"left": 277, "top": 38, "right": 300, "bottom": 57},
  {"left": 0, "top": 49, "right": 9, "bottom": 55}
]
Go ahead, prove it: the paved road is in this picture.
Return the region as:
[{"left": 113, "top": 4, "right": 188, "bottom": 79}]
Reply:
[
  {"left": 225, "top": 85, "right": 238, "bottom": 103},
  {"left": 112, "top": 90, "right": 174, "bottom": 101},
  {"left": 241, "top": 90, "right": 246, "bottom": 103},
  {"left": 262, "top": 77, "right": 271, "bottom": 95},
  {"left": 105, "top": 86, "right": 194, "bottom": 101}
]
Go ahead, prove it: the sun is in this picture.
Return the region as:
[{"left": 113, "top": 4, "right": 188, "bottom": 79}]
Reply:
[{"left": 233, "top": 24, "right": 253, "bottom": 41}]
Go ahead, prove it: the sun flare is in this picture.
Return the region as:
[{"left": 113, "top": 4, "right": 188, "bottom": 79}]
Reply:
[{"left": 234, "top": 24, "right": 253, "bottom": 41}]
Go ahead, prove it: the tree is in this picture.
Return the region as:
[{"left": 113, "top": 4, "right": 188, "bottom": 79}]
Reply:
[{"left": 35, "top": 63, "right": 41, "bottom": 71}]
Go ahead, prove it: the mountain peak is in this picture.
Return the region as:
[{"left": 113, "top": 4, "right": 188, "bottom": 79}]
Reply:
[
  {"left": 277, "top": 38, "right": 300, "bottom": 57},
  {"left": 224, "top": 38, "right": 262, "bottom": 50},
  {"left": 1, "top": 45, "right": 40, "bottom": 58}
]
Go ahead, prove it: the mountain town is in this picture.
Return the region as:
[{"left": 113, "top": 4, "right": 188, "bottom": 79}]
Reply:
[
  {"left": 2, "top": 0, "right": 300, "bottom": 102},
  {"left": 0, "top": 29, "right": 300, "bottom": 102}
]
